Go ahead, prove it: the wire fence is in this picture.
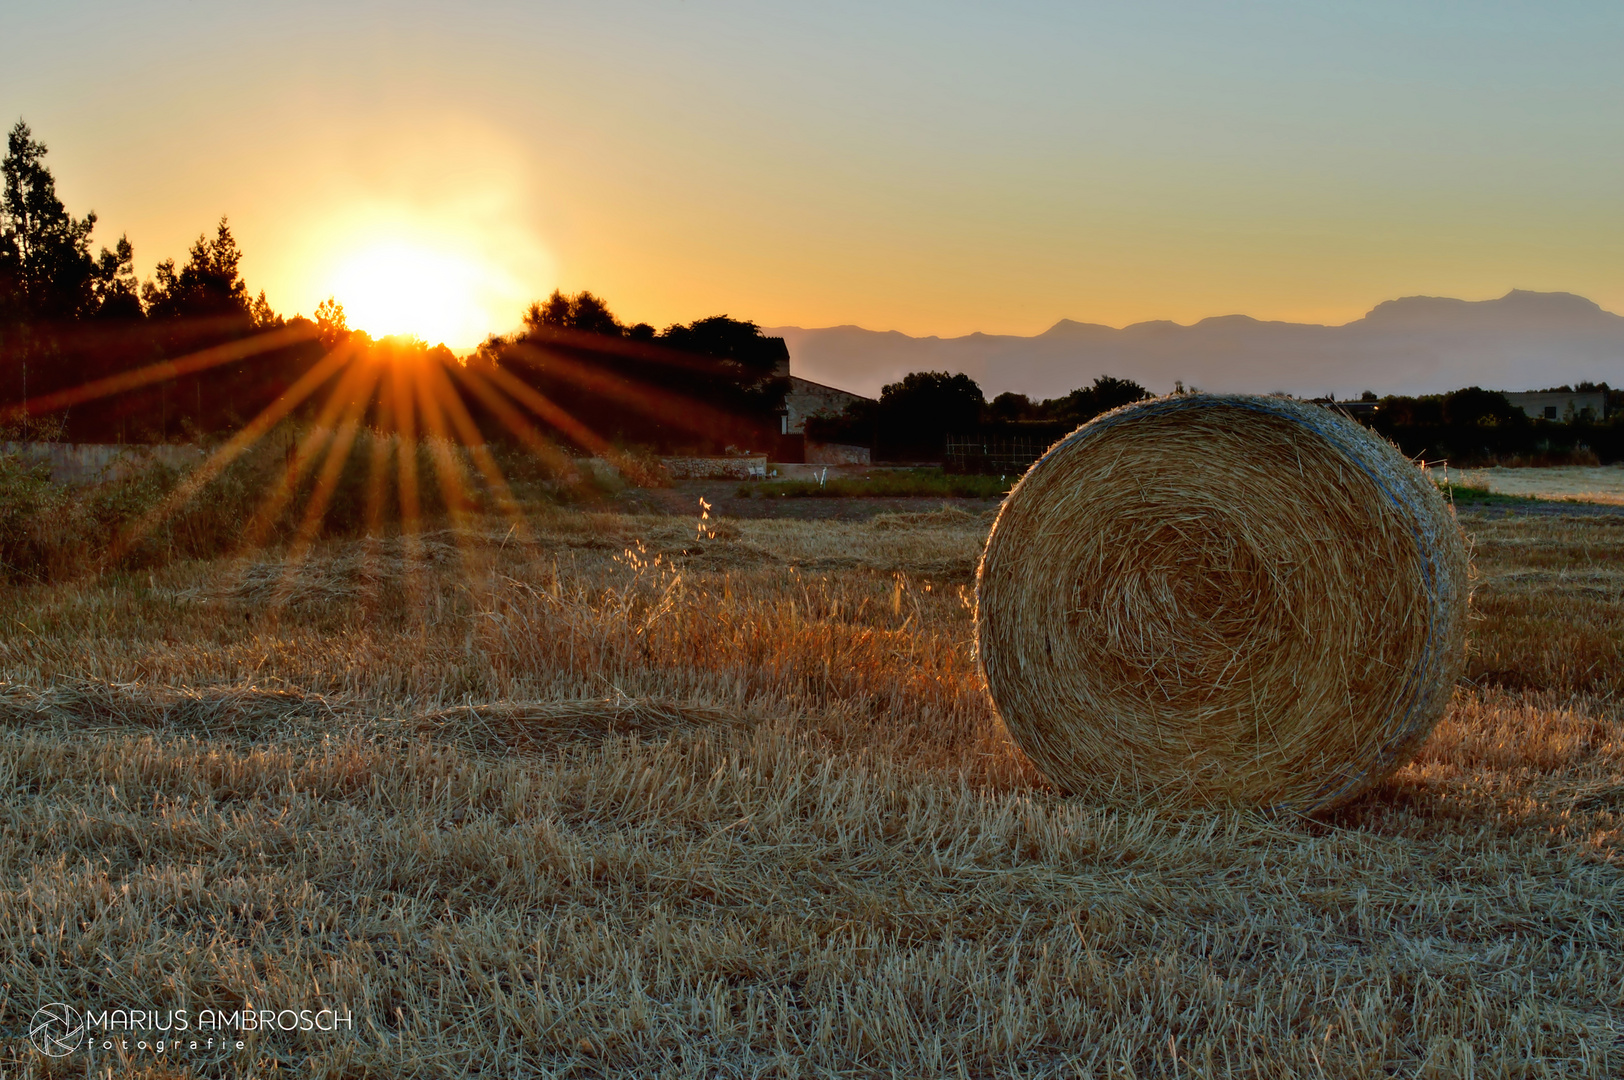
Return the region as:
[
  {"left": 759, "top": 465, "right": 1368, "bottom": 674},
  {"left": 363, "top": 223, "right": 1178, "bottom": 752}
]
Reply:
[{"left": 943, "top": 437, "right": 1047, "bottom": 475}]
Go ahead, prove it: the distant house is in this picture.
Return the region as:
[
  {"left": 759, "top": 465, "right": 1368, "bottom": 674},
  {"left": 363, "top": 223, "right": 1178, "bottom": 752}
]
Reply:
[
  {"left": 1503, "top": 390, "right": 1606, "bottom": 423},
  {"left": 774, "top": 372, "right": 874, "bottom": 464}
]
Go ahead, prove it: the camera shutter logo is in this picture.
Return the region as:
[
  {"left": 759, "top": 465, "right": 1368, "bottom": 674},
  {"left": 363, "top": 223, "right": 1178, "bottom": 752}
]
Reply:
[{"left": 30, "top": 1003, "right": 86, "bottom": 1057}]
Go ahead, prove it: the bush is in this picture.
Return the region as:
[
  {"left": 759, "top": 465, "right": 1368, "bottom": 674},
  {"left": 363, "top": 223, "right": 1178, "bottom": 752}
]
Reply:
[{"left": 0, "top": 452, "right": 71, "bottom": 580}]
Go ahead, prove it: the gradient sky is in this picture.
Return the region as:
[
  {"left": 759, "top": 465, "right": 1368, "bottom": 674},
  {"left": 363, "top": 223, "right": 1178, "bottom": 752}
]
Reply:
[{"left": 4, "top": 1, "right": 1622, "bottom": 346}]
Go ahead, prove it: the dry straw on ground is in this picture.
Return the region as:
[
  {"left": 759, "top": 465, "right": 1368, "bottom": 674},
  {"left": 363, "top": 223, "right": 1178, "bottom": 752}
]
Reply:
[
  {"left": 0, "top": 505, "right": 1620, "bottom": 1076},
  {"left": 978, "top": 394, "right": 1470, "bottom": 812}
]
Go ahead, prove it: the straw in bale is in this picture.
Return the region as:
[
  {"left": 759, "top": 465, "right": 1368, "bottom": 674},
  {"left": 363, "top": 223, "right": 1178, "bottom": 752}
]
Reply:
[{"left": 975, "top": 394, "right": 1468, "bottom": 812}]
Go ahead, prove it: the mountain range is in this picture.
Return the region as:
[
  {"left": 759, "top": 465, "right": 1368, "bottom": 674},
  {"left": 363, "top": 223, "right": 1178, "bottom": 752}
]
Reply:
[{"left": 766, "top": 290, "right": 1624, "bottom": 401}]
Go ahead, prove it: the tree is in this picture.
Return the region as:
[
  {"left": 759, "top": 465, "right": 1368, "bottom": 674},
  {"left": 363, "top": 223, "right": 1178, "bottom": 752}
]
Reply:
[
  {"left": 0, "top": 121, "right": 97, "bottom": 323},
  {"left": 249, "top": 289, "right": 282, "bottom": 330},
  {"left": 1441, "top": 387, "right": 1523, "bottom": 428},
  {"left": 661, "top": 316, "right": 780, "bottom": 375},
  {"left": 876, "top": 371, "right": 985, "bottom": 460},
  {"left": 490, "top": 293, "right": 791, "bottom": 454},
  {"left": 1043, "top": 375, "right": 1150, "bottom": 426},
  {"left": 987, "top": 391, "right": 1037, "bottom": 422},
  {"left": 524, "top": 289, "right": 623, "bottom": 337},
  {"left": 90, "top": 234, "right": 142, "bottom": 320},
  {"left": 142, "top": 217, "right": 252, "bottom": 322},
  {"left": 313, "top": 297, "right": 350, "bottom": 350}
]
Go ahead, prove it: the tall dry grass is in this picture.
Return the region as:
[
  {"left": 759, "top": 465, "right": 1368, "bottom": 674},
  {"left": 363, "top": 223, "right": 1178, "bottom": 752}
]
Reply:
[
  {"left": 0, "top": 432, "right": 615, "bottom": 584},
  {"left": 0, "top": 503, "right": 1620, "bottom": 1077}
]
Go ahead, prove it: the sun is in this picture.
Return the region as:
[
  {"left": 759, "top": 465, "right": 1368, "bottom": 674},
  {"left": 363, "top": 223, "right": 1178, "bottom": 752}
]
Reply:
[{"left": 329, "top": 241, "right": 488, "bottom": 347}]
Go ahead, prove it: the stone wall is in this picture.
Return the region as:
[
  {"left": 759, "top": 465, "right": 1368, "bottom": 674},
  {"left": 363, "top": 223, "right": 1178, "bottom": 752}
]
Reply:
[
  {"left": 662, "top": 455, "right": 769, "bottom": 479},
  {"left": 582, "top": 455, "right": 769, "bottom": 481},
  {"left": 805, "top": 441, "right": 871, "bottom": 465}
]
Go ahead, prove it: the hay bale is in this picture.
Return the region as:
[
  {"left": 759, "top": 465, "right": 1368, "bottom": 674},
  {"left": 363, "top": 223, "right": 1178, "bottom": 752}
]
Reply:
[{"left": 975, "top": 394, "right": 1468, "bottom": 812}]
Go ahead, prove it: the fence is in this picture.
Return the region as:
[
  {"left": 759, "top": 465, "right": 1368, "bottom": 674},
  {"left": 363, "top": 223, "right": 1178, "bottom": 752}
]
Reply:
[{"left": 944, "top": 437, "right": 1047, "bottom": 475}]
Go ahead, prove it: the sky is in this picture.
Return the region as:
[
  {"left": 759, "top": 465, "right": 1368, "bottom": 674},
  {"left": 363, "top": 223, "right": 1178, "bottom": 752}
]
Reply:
[{"left": 4, "top": 1, "right": 1622, "bottom": 347}]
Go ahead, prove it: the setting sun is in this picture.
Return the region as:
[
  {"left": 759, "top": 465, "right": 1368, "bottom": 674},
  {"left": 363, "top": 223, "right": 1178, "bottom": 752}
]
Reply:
[{"left": 328, "top": 242, "right": 490, "bottom": 346}]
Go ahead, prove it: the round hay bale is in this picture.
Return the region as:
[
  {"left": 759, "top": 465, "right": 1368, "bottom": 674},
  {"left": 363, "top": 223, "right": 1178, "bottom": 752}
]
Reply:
[{"left": 975, "top": 394, "right": 1468, "bottom": 812}]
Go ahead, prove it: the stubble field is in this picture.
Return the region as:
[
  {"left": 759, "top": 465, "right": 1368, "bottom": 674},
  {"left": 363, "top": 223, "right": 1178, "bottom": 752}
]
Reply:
[{"left": 1, "top": 495, "right": 1621, "bottom": 1077}]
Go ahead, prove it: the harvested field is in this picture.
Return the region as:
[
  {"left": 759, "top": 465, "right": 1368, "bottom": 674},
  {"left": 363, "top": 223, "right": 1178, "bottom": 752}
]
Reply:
[
  {"left": 1, "top": 499, "right": 1621, "bottom": 1077},
  {"left": 1446, "top": 464, "right": 1624, "bottom": 506}
]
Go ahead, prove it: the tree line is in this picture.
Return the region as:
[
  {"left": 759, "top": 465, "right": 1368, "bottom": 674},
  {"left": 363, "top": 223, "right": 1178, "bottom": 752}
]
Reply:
[
  {"left": 0, "top": 121, "right": 789, "bottom": 455},
  {"left": 805, "top": 372, "right": 1154, "bottom": 462},
  {"left": 0, "top": 121, "right": 317, "bottom": 443},
  {"left": 7, "top": 118, "right": 1621, "bottom": 467},
  {"left": 1363, "top": 384, "right": 1623, "bottom": 466},
  {"left": 807, "top": 374, "right": 1624, "bottom": 468}
]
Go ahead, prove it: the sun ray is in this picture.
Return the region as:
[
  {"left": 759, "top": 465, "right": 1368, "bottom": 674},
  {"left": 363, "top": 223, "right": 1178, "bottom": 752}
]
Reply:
[
  {"left": 285, "top": 360, "right": 385, "bottom": 562},
  {"left": 417, "top": 353, "right": 529, "bottom": 538},
  {"left": 454, "top": 357, "right": 586, "bottom": 478},
  {"left": 3, "top": 323, "right": 316, "bottom": 424},
  {"left": 235, "top": 351, "right": 382, "bottom": 554},
  {"left": 362, "top": 392, "right": 395, "bottom": 538},
  {"left": 467, "top": 352, "right": 615, "bottom": 458},
  {"left": 410, "top": 355, "right": 476, "bottom": 533},
  {"left": 521, "top": 323, "right": 747, "bottom": 380},
  {"left": 400, "top": 353, "right": 500, "bottom": 619},
  {"left": 353, "top": 398, "right": 398, "bottom": 616},
  {"left": 106, "top": 338, "right": 357, "bottom": 567},
  {"left": 384, "top": 356, "right": 430, "bottom": 623},
  {"left": 502, "top": 340, "right": 750, "bottom": 444}
]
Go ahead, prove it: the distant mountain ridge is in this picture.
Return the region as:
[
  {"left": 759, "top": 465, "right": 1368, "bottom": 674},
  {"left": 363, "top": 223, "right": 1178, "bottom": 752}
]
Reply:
[{"left": 766, "top": 290, "right": 1624, "bottom": 400}]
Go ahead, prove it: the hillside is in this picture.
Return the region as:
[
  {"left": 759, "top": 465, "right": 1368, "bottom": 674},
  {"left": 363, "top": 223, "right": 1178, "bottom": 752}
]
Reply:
[{"left": 767, "top": 290, "right": 1624, "bottom": 399}]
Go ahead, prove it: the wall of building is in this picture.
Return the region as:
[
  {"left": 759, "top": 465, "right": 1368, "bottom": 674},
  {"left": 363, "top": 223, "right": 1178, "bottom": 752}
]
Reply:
[
  {"left": 1503, "top": 391, "right": 1606, "bottom": 422},
  {"left": 783, "top": 376, "right": 872, "bottom": 436}
]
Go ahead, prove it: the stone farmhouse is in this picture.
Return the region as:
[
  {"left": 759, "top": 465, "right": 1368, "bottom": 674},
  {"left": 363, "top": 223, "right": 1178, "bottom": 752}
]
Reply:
[{"left": 762, "top": 345, "right": 875, "bottom": 464}]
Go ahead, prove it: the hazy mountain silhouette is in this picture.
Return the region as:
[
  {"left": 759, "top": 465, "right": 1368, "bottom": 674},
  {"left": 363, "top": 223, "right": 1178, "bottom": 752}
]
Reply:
[{"left": 767, "top": 290, "right": 1624, "bottom": 399}]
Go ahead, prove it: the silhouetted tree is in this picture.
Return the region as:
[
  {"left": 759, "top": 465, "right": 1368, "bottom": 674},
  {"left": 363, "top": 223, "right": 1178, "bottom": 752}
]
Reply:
[
  {"left": 1042, "top": 374, "right": 1150, "bottom": 426},
  {"left": 661, "top": 316, "right": 782, "bottom": 376},
  {"left": 0, "top": 125, "right": 322, "bottom": 444},
  {"left": 248, "top": 289, "right": 282, "bottom": 330},
  {"left": 313, "top": 297, "right": 350, "bottom": 350},
  {"left": 987, "top": 391, "right": 1037, "bottom": 422},
  {"left": 90, "top": 234, "right": 142, "bottom": 320},
  {"left": 1441, "top": 386, "right": 1524, "bottom": 428},
  {"left": 143, "top": 217, "right": 252, "bottom": 322},
  {"left": 0, "top": 121, "right": 97, "bottom": 324},
  {"left": 524, "top": 289, "right": 623, "bottom": 337},
  {"left": 487, "top": 295, "right": 789, "bottom": 454},
  {"left": 875, "top": 371, "right": 984, "bottom": 460}
]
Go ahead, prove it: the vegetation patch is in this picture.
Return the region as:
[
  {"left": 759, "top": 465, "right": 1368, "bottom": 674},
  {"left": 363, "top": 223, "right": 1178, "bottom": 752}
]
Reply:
[
  {"left": 1440, "top": 481, "right": 1546, "bottom": 506},
  {"left": 741, "top": 468, "right": 1011, "bottom": 500}
]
